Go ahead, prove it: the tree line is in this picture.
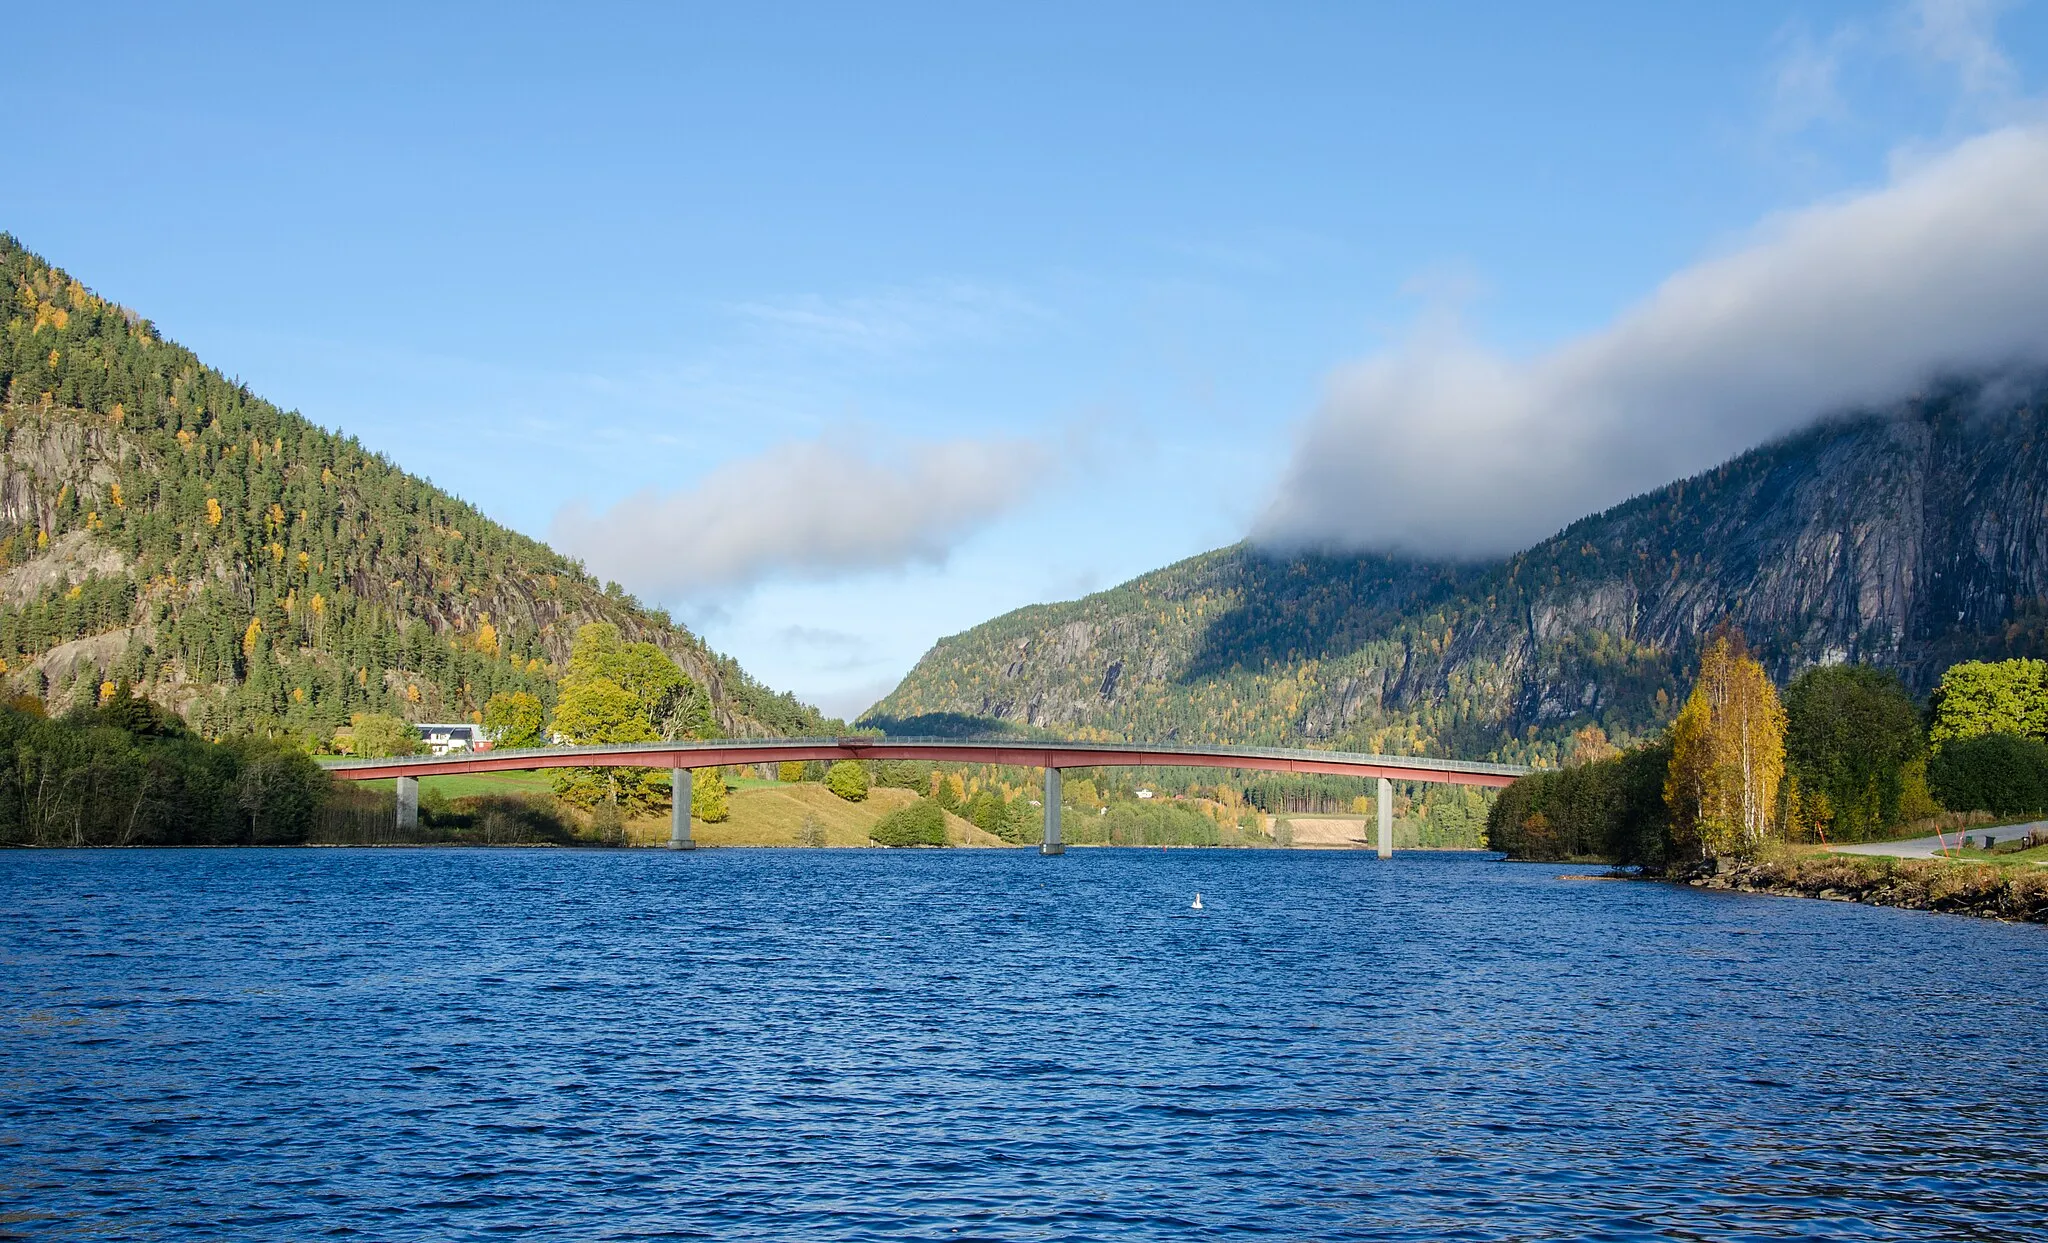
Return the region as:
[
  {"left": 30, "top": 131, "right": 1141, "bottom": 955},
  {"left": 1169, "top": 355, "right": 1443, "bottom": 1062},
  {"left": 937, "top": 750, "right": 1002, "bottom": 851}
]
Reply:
[
  {"left": 1488, "top": 638, "right": 2048, "bottom": 865},
  {"left": 0, "top": 688, "right": 327, "bottom": 846}
]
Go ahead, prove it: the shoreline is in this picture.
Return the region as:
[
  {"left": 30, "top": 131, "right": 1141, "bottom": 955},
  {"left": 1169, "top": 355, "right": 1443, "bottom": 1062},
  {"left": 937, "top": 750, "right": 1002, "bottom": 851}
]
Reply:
[{"left": 1669, "top": 853, "right": 2048, "bottom": 924}]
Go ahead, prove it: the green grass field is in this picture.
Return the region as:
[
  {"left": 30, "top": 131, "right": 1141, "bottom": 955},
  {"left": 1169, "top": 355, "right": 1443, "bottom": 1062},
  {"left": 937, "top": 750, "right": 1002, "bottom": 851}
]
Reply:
[{"left": 1944, "top": 841, "right": 2048, "bottom": 865}]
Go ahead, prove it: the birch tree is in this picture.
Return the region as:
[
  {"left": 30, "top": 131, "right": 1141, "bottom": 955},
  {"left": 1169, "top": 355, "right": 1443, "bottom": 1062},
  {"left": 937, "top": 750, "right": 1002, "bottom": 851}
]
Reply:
[{"left": 1664, "top": 633, "right": 1786, "bottom": 860}]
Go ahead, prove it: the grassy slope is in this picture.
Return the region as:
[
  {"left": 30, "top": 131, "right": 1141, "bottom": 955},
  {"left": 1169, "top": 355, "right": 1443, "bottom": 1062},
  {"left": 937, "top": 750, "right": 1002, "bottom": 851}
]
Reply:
[
  {"left": 626, "top": 782, "right": 1003, "bottom": 848},
  {"left": 349, "top": 771, "right": 1005, "bottom": 847}
]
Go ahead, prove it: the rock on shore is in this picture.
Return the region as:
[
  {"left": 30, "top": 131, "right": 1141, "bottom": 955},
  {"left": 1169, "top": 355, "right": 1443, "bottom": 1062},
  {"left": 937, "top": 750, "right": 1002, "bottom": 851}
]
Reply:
[{"left": 1683, "top": 853, "right": 2048, "bottom": 924}]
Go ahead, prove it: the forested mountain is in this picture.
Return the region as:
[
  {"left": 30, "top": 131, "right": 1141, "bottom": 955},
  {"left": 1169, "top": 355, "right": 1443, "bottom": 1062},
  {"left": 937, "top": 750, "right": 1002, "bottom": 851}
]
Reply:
[
  {"left": 0, "top": 235, "right": 829, "bottom": 741},
  {"left": 868, "top": 378, "right": 2048, "bottom": 765}
]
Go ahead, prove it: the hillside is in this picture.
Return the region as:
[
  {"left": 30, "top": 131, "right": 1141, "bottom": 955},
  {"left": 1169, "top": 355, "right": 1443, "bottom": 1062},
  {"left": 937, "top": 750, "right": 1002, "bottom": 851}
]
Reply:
[
  {"left": 0, "top": 235, "right": 829, "bottom": 740},
  {"left": 663, "top": 783, "right": 1000, "bottom": 848},
  {"left": 867, "top": 378, "right": 2048, "bottom": 765}
]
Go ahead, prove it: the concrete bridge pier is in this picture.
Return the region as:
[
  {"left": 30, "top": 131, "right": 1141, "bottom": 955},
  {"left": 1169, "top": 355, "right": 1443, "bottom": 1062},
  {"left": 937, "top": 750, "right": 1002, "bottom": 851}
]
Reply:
[
  {"left": 1041, "top": 767, "right": 1064, "bottom": 855},
  {"left": 396, "top": 775, "right": 419, "bottom": 834},
  {"left": 1377, "top": 776, "right": 1393, "bottom": 859},
  {"left": 669, "top": 767, "right": 695, "bottom": 850}
]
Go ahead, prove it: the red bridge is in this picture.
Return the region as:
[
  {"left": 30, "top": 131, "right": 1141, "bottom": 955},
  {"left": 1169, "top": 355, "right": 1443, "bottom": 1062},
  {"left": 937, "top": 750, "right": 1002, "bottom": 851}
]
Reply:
[{"left": 322, "top": 737, "right": 1528, "bottom": 857}]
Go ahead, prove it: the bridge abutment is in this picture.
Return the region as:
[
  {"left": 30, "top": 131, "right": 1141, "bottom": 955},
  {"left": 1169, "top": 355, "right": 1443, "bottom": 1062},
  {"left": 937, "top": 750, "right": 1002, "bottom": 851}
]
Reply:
[
  {"left": 1041, "top": 767, "right": 1063, "bottom": 855},
  {"left": 669, "top": 767, "right": 695, "bottom": 849}
]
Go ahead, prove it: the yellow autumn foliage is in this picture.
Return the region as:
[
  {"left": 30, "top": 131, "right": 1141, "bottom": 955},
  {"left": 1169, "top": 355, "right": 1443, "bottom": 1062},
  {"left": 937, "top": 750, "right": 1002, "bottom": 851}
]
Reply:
[{"left": 1665, "top": 633, "right": 1786, "bottom": 860}]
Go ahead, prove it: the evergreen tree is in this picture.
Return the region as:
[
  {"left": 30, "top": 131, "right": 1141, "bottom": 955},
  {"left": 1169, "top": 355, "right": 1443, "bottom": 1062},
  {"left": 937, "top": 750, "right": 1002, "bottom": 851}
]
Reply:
[{"left": 0, "top": 236, "right": 831, "bottom": 746}]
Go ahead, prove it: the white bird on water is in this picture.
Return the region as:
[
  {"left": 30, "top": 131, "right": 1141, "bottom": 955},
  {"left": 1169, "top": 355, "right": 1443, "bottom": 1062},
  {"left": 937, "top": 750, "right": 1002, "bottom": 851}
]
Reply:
[{"left": 1191, "top": 893, "right": 1204, "bottom": 910}]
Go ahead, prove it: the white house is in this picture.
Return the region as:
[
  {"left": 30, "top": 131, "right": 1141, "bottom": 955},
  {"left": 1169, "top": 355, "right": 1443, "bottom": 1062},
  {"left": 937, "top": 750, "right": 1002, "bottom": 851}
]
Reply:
[{"left": 416, "top": 722, "right": 483, "bottom": 756}]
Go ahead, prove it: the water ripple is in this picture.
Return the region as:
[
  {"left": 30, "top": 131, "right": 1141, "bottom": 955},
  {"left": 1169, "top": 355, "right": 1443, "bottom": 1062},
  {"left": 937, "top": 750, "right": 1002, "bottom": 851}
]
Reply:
[{"left": 3, "top": 848, "right": 2046, "bottom": 1239}]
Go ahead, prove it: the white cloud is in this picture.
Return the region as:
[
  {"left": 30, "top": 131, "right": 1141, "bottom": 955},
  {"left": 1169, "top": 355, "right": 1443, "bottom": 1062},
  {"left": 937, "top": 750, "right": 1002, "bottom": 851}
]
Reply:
[
  {"left": 1762, "top": 0, "right": 2026, "bottom": 144},
  {"left": 1903, "top": 0, "right": 2018, "bottom": 99},
  {"left": 1765, "top": 21, "right": 1858, "bottom": 136},
  {"left": 552, "top": 435, "right": 1050, "bottom": 597},
  {"left": 1255, "top": 124, "right": 2048, "bottom": 560}
]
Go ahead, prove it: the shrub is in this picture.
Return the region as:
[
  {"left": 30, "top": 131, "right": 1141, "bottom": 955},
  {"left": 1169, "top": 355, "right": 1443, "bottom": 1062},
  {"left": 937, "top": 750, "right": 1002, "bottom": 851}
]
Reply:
[
  {"left": 777, "top": 761, "right": 806, "bottom": 783},
  {"left": 690, "top": 767, "right": 730, "bottom": 822},
  {"left": 871, "top": 797, "right": 946, "bottom": 846},
  {"left": 1928, "top": 733, "right": 2048, "bottom": 817},
  {"left": 964, "top": 788, "right": 1033, "bottom": 842},
  {"left": 427, "top": 794, "right": 577, "bottom": 844},
  {"left": 797, "top": 813, "right": 826, "bottom": 847},
  {"left": 588, "top": 799, "right": 625, "bottom": 846},
  {"left": 825, "top": 760, "right": 869, "bottom": 802}
]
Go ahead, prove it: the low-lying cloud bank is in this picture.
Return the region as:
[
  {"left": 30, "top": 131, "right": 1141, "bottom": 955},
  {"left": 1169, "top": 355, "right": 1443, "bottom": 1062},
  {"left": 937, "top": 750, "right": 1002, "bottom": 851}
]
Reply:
[
  {"left": 1255, "top": 124, "right": 2048, "bottom": 560},
  {"left": 553, "top": 436, "right": 1046, "bottom": 597}
]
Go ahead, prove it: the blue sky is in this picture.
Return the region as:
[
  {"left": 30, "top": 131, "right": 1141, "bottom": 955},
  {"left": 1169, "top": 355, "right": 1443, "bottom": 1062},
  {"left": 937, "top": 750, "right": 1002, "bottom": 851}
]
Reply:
[{"left": 6, "top": 2, "right": 2046, "bottom": 717}]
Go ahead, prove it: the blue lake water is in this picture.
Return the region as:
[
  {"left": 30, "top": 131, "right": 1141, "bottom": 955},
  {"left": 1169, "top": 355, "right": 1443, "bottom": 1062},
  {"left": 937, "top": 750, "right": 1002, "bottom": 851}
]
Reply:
[{"left": 4, "top": 847, "right": 2047, "bottom": 1240}]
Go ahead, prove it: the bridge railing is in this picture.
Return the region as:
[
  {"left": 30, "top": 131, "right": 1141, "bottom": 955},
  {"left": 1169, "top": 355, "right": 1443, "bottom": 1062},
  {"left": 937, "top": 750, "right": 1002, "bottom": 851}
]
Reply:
[
  {"left": 318, "top": 735, "right": 1529, "bottom": 854},
  {"left": 318, "top": 734, "right": 1530, "bottom": 780}
]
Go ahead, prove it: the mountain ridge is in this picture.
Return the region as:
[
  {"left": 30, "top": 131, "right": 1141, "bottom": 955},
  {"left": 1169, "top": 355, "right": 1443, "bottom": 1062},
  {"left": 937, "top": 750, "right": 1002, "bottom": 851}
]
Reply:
[
  {"left": 0, "top": 234, "right": 829, "bottom": 740},
  {"left": 867, "top": 379, "right": 2048, "bottom": 764}
]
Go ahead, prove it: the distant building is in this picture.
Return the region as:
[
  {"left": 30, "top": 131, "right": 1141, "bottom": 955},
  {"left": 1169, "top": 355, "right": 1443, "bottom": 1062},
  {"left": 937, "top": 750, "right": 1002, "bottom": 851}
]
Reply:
[
  {"left": 416, "top": 722, "right": 483, "bottom": 755},
  {"left": 1136, "top": 788, "right": 1154, "bottom": 800}
]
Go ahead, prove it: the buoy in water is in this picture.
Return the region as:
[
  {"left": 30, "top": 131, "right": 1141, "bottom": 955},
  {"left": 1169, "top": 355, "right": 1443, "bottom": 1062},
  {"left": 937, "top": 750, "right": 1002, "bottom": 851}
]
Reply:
[{"left": 1191, "top": 893, "right": 1204, "bottom": 910}]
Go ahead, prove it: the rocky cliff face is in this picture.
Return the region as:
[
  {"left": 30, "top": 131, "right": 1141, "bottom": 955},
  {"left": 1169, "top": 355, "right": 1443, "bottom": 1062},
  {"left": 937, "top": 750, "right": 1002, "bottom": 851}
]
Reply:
[{"left": 868, "top": 378, "right": 2048, "bottom": 764}]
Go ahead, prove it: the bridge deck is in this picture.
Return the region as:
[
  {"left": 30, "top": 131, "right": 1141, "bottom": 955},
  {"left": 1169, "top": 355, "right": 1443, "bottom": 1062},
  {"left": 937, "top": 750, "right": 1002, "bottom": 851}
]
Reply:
[{"left": 321, "top": 736, "right": 1527, "bottom": 788}]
